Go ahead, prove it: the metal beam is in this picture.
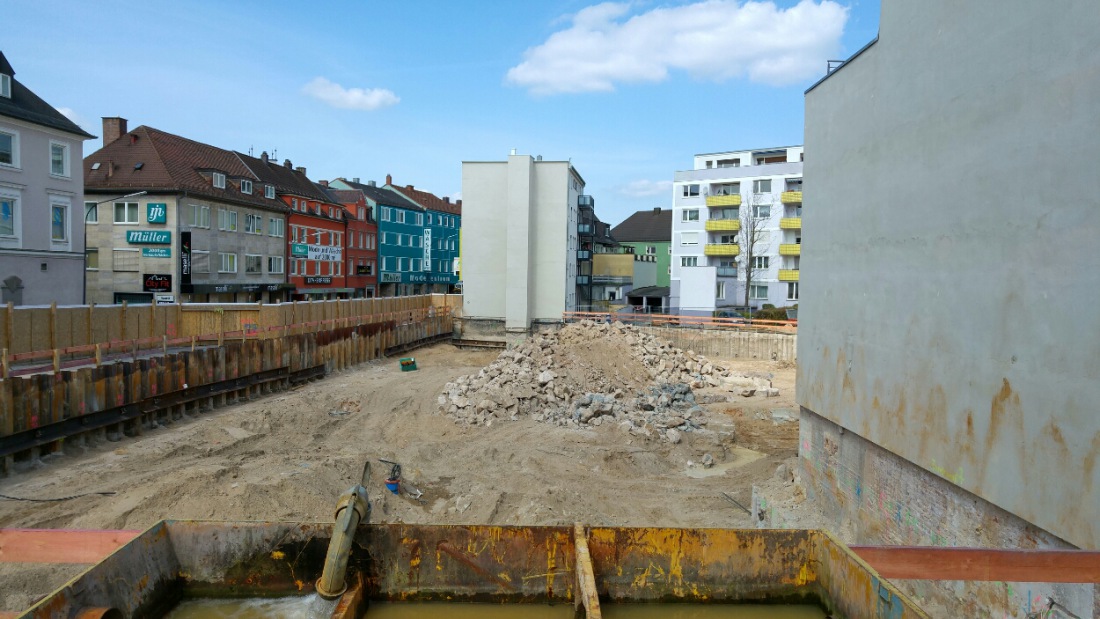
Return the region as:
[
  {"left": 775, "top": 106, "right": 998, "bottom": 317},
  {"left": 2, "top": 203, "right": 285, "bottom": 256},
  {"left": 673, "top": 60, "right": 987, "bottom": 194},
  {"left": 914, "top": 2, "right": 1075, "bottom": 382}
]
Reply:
[
  {"left": 0, "top": 529, "right": 139, "bottom": 564},
  {"left": 852, "top": 546, "right": 1100, "bottom": 583}
]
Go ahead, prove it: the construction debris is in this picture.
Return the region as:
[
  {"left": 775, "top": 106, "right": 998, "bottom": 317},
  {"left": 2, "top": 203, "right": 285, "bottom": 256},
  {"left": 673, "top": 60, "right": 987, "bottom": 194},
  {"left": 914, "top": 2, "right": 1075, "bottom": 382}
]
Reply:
[{"left": 438, "top": 320, "right": 778, "bottom": 442}]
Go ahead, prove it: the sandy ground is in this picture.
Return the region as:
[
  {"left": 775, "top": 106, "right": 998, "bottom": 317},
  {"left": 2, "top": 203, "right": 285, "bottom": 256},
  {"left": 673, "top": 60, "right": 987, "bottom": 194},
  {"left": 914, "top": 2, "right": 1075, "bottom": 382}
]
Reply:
[{"left": 0, "top": 343, "right": 799, "bottom": 613}]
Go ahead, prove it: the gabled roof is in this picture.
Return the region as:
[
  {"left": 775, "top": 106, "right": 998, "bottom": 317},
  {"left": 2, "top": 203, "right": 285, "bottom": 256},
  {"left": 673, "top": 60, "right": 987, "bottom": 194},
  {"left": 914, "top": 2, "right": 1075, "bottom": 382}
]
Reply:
[
  {"left": 0, "top": 51, "right": 94, "bottom": 138},
  {"left": 83, "top": 125, "right": 286, "bottom": 212},
  {"left": 386, "top": 178, "right": 461, "bottom": 215},
  {"left": 326, "top": 188, "right": 365, "bottom": 204},
  {"left": 611, "top": 208, "right": 672, "bottom": 243},
  {"left": 332, "top": 178, "right": 423, "bottom": 211},
  {"left": 236, "top": 152, "right": 335, "bottom": 205}
]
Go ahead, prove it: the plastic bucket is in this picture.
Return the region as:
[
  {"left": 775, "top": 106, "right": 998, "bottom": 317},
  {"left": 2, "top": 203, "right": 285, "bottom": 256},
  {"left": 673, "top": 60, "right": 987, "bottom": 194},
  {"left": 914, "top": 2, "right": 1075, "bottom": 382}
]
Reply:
[{"left": 385, "top": 479, "right": 400, "bottom": 494}]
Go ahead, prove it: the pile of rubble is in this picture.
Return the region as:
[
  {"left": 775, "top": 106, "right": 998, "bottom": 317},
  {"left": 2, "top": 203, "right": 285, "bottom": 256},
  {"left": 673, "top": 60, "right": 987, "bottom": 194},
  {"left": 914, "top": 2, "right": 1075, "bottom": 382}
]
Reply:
[{"left": 438, "top": 320, "right": 778, "bottom": 442}]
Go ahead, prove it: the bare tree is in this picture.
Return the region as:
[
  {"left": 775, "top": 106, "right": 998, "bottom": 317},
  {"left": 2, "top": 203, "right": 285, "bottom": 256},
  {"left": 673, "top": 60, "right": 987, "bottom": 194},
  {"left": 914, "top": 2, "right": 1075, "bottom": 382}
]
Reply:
[{"left": 739, "top": 191, "right": 772, "bottom": 314}]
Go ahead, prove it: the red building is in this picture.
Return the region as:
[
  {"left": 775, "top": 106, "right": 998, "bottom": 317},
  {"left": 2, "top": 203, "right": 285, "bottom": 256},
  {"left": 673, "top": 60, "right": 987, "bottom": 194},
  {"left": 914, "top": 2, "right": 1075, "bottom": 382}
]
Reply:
[{"left": 325, "top": 187, "right": 378, "bottom": 298}]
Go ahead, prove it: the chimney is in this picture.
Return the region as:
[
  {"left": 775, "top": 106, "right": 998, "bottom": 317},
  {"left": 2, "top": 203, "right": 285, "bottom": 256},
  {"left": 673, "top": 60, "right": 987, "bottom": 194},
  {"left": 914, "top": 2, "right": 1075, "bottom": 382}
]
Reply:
[
  {"left": 295, "top": 166, "right": 306, "bottom": 176},
  {"left": 352, "top": 177, "right": 360, "bottom": 183},
  {"left": 443, "top": 197, "right": 450, "bottom": 204},
  {"left": 456, "top": 199, "right": 462, "bottom": 208},
  {"left": 284, "top": 159, "right": 292, "bottom": 168},
  {"left": 385, "top": 174, "right": 392, "bottom": 186},
  {"left": 102, "top": 117, "right": 127, "bottom": 145},
  {"left": 368, "top": 180, "right": 376, "bottom": 187},
  {"left": 653, "top": 207, "right": 661, "bottom": 214},
  {"left": 261, "top": 151, "right": 269, "bottom": 164},
  {"left": 319, "top": 180, "right": 328, "bottom": 187},
  {"left": 406, "top": 185, "right": 414, "bottom": 191}
]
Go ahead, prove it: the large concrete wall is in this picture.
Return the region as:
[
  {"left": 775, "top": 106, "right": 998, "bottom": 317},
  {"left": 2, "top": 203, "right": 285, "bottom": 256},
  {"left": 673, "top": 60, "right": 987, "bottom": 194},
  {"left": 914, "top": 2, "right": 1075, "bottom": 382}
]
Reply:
[{"left": 801, "top": 0, "right": 1100, "bottom": 552}]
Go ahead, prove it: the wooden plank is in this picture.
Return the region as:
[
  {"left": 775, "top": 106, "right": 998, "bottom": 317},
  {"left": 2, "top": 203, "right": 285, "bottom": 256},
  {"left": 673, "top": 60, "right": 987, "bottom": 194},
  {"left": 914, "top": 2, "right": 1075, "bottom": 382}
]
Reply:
[
  {"left": 851, "top": 546, "right": 1100, "bottom": 583},
  {"left": 573, "top": 523, "right": 602, "bottom": 619},
  {"left": 0, "top": 529, "right": 140, "bottom": 564}
]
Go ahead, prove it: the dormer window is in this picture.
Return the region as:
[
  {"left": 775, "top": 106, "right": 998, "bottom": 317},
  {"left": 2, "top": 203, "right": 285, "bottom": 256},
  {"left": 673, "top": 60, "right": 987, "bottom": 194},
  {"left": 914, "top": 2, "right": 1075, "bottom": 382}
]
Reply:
[
  {"left": 0, "top": 74, "right": 10, "bottom": 99},
  {"left": 265, "top": 185, "right": 275, "bottom": 199},
  {"left": 212, "top": 172, "right": 226, "bottom": 189},
  {"left": 241, "top": 180, "right": 253, "bottom": 194}
]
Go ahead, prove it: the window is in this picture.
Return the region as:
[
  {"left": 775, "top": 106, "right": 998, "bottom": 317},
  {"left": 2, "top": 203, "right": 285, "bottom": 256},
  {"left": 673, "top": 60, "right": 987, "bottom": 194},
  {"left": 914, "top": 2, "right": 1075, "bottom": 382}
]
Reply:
[
  {"left": 244, "top": 213, "right": 263, "bottom": 234},
  {"left": 213, "top": 172, "right": 226, "bottom": 189},
  {"left": 398, "top": 257, "right": 408, "bottom": 272},
  {"left": 217, "top": 209, "right": 238, "bottom": 231},
  {"left": 415, "top": 213, "right": 423, "bottom": 226},
  {"left": 682, "top": 209, "right": 699, "bottom": 222},
  {"left": 786, "top": 178, "right": 803, "bottom": 191},
  {"left": 681, "top": 256, "right": 698, "bottom": 267},
  {"left": 411, "top": 258, "right": 421, "bottom": 272},
  {"left": 114, "top": 202, "right": 139, "bottom": 224},
  {"left": 714, "top": 207, "right": 738, "bottom": 220},
  {"left": 717, "top": 234, "right": 737, "bottom": 244},
  {"left": 0, "top": 128, "right": 17, "bottom": 167},
  {"left": 717, "top": 158, "right": 740, "bottom": 168},
  {"left": 711, "top": 182, "right": 739, "bottom": 196},
  {"left": 265, "top": 185, "right": 275, "bottom": 199},
  {"left": 192, "top": 251, "right": 210, "bottom": 273},
  {"left": 716, "top": 282, "right": 726, "bottom": 298},
  {"left": 750, "top": 284, "right": 769, "bottom": 300},
  {"left": 753, "top": 204, "right": 771, "bottom": 219},
  {"left": 787, "top": 282, "right": 799, "bottom": 301},
  {"left": 290, "top": 259, "right": 299, "bottom": 275},
  {"left": 86, "top": 248, "right": 98, "bottom": 270},
  {"left": 680, "top": 232, "right": 699, "bottom": 246},
  {"left": 382, "top": 257, "right": 394, "bottom": 271},
  {"left": 334, "top": 261, "right": 341, "bottom": 276},
  {"left": 268, "top": 217, "right": 284, "bottom": 237},
  {"left": 395, "top": 210, "right": 405, "bottom": 224},
  {"left": 51, "top": 202, "right": 68, "bottom": 242},
  {"left": 752, "top": 256, "right": 770, "bottom": 269},
  {"left": 753, "top": 179, "right": 772, "bottom": 194},
  {"left": 240, "top": 180, "right": 253, "bottom": 194},
  {"left": 189, "top": 204, "right": 210, "bottom": 228},
  {"left": 381, "top": 207, "right": 391, "bottom": 221},
  {"left": 426, "top": 213, "right": 433, "bottom": 225},
  {"left": 645, "top": 246, "right": 656, "bottom": 255},
  {"left": 292, "top": 198, "right": 299, "bottom": 210},
  {"left": 84, "top": 201, "right": 98, "bottom": 223},
  {"left": 0, "top": 74, "right": 9, "bottom": 99},
  {"left": 245, "top": 254, "right": 262, "bottom": 274},
  {"left": 682, "top": 184, "right": 700, "bottom": 197},
  {"left": 219, "top": 252, "right": 237, "bottom": 273},
  {"left": 49, "top": 141, "right": 70, "bottom": 177},
  {"left": 112, "top": 249, "right": 139, "bottom": 271},
  {"left": 268, "top": 256, "right": 284, "bottom": 274}
]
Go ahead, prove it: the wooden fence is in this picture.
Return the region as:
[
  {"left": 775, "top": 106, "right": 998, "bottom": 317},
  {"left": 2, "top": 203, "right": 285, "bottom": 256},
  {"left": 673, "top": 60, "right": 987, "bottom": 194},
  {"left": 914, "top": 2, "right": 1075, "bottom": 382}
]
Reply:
[{"left": 0, "top": 296, "right": 455, "bottom": 475}]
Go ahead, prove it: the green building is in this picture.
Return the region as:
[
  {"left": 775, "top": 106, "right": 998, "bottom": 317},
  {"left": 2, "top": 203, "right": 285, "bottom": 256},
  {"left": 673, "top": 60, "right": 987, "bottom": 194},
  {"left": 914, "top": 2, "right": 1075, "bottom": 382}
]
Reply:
[{"left": 611, "top": 207, "right": 672, "bottom": 288}]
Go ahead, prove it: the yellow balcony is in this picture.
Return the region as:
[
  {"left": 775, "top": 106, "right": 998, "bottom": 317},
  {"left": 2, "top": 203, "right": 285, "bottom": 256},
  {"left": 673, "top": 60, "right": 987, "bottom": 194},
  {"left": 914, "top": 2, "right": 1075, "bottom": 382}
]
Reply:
[
  {"left": 704, "top": 243, "right": 740, "bottom": 256},
  {"left": 781, "top": 191, "right": 802, "bottom": 204},
  {"left": 779, "top": 269, "right": 800, "bottom": 282},
  {"left": 779, "top": 244, "right": 801, "bottom": 256},
  {"left": 705, "top": 219, "right": 740, "bottom": 232},
  {"left": 779, "top": 217, "right": 801, "bottom": 230},
  {"left": 706, "top": 194, "right": 741, "bottom": 207}
]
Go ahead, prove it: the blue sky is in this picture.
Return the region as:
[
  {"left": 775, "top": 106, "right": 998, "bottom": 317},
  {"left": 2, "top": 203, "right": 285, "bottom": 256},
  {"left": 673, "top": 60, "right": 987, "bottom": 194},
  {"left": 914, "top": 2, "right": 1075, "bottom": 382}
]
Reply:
[{"left": 5, "top": 0, "right": 879, "bottom": 226}]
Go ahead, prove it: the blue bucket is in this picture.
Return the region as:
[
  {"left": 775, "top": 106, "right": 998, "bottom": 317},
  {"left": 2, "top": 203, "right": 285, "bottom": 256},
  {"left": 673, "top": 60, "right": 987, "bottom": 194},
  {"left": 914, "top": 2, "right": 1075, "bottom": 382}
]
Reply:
[{"left": 385, "top": 479, "right": 400, "bottom": 494}]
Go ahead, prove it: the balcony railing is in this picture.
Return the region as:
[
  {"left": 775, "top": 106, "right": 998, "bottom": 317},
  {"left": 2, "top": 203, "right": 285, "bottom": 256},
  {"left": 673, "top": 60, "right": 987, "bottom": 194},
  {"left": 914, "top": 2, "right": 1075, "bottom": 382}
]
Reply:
[
  {"left": 779, "top": 217, "right": 802, "bottom": 230},
  {"left": 591, "top": 275, "right": 632, "bottom": 285},
  {"left": 705, "top": 219, "right": 740, "bottom": 232},
  {"left": 705, "top": 194, "right": 741, "bottom": 207},
  {"left": 578, "top": 195, "right": 595, "bottom": 208},
  {"left": 779, "top": 244, "right": 801, "bottom": 256},
  {"left": 778, "top": 269, "right": 800, "bottom": 282},
  {"left": 578, "top": 224, "right": 594, "bottom": 234},
  {"left": 716, "top": 267, "right": 738, "bottom": 277},
  {"left": 781, "top": 191, "right": 802, "bottom": 204},
  {"left": 704, "top": 244, "right": 740, "bottom": 256},
  {"left": 577, "top": 250, "right": 592, "bottom": 260},
  {"left": 576, "top": 275, "right": 590, "bottom": 285}
]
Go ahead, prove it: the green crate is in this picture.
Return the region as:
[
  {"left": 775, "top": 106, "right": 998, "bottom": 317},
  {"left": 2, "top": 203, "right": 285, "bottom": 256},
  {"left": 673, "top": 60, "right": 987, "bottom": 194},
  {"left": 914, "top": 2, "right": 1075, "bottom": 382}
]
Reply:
[{"left": 399, "top": 357, "right": 417, "bottom": 371}]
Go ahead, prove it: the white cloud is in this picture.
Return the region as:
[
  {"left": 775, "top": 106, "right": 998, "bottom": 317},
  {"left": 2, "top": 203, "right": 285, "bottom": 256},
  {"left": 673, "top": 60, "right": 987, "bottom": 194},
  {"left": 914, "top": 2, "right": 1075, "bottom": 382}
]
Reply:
[
  {"left": 57, "top": 107, "right": 91, "bottom": 131},
  {"left": 302, "top": 77, "right": 399, "bottom": 111},
  {"left": 506, "top": 0, "right": 848, "bottom": 95},
  {"left": 619, "top": 179, "right": 673, "bottom": 198}
]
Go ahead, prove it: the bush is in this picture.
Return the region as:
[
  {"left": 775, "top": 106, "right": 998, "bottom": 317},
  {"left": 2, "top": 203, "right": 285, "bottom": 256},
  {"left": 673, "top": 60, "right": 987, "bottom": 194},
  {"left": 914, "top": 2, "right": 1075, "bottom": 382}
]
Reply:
[{"left": 751, "top": 307, "right": 791, "bottom": 321}]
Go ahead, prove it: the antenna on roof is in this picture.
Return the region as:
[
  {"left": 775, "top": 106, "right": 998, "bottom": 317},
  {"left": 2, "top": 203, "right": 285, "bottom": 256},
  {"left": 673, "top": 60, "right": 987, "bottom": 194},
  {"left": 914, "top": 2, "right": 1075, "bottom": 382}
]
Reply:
[
  {"left": 272, "top": 148, "right": 277, "bottom": 162},
  {"left": 249, "top": 145, "right": 254, "bottom": 156}
]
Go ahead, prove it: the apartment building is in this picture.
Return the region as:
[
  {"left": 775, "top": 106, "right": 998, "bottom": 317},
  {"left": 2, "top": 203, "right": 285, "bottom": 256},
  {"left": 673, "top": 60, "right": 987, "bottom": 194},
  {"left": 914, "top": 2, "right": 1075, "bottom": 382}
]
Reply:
[
  {"left": 84, "top": 120, "right": 290, "bottom": 304},
  {"left": 460, "top": 152, "right": 585, "bottom": 339},
  {"left": 576, "top": 196, "right": 628, "bottom": 309},
  {"left": 323, "top": 186, "right": 378, "bottom": 298},
  {"left": 670, "top": 146, "right": 802, "bottom": 315},
  {"left": 385, "top": 177, "right": 462, "bottom": 294},
  {"left": 0, "top": 51, "right": 95, "bottom": 305}
]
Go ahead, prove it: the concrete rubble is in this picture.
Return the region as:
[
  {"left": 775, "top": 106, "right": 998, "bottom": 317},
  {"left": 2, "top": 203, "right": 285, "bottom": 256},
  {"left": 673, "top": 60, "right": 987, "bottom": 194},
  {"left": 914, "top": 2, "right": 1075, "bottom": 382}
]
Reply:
[{"left": 438, "top": 320, "right": 778, "bottom": 442}]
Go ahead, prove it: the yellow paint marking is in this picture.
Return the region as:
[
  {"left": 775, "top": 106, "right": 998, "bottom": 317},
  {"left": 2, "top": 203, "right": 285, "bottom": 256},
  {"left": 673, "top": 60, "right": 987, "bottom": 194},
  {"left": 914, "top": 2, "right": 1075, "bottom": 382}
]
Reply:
[{"left": 271, "top": 550, "right": 286, "bottom": 560}]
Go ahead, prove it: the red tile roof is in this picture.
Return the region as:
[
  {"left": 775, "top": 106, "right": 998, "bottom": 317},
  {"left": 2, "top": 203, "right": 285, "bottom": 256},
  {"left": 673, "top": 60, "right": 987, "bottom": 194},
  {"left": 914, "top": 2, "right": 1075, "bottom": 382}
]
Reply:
[{"left": 385, "top": 177, "right": 462, "bottom": 215}]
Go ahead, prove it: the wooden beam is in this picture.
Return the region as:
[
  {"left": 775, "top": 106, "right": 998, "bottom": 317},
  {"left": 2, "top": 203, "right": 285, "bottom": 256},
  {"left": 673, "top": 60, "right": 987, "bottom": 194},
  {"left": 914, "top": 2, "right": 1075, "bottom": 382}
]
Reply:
[
  {"left": 573, "top": 523, "right": 602, "bottom": 619},
  {"left": 852, "top": 545, "right": 1100, "bottom": 583},
  {"left": 0, "top": 529, "right": 140, "bottom": 564}
]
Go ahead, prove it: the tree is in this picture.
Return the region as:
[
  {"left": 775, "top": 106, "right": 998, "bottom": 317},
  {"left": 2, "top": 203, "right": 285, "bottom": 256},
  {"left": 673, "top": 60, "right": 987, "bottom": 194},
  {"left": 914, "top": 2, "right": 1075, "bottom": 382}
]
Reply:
[{"left": 739, "top": 191, "right": 772, "bottom": 315}]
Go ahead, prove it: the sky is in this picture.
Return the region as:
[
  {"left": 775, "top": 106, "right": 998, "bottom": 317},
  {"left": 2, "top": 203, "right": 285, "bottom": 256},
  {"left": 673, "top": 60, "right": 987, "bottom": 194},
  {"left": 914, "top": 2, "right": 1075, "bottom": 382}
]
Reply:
[{"left": 5, "top": 0, "right": 879, "bottom": 227}]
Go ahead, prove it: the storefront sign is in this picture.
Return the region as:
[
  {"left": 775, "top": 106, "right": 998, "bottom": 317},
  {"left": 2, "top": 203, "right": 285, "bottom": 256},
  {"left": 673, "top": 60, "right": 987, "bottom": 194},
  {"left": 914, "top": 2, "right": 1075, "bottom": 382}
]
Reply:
[
  {"left": 147, "top": 203, "right": 167, "bottom": 224},
  {"left": 155, "top": 294, "right": 175, "bottom": 304},
  {"left": 380, "top": 273, "right": 401, "bottom": 283},
  {"left": 126, "top": 230, "right": 171, "bottom": 244},
  {"left": 355, "top": 265, "right": 371, "bottom": 275},
  {"left": 290, "top": 243, "right": 341, "bottom": 261},
  {"left": 143, "top": 248, "right": 171, "bottom": 258},
  {"left": 305, "top": 276, "right": 332, "bottom": 285},
  {"left": 143, "top": 273, "right": 172, "bottom": 292},
  {"left": 423, "top": 228, "right": 432, "bottom": 271},
  {"left": 379, "top": 272, "right": 455, "bottom": 284}
]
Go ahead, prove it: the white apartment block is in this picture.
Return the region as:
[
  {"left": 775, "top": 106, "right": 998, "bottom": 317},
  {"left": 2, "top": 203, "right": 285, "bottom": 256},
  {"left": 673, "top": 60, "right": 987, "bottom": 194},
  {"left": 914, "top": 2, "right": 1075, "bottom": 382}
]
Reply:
[
  {"left": 460, "top": 152, "right": 583, "bottom": 340},
  {"left": 670, "top": 146, "right": 803, "bottom": 315}
]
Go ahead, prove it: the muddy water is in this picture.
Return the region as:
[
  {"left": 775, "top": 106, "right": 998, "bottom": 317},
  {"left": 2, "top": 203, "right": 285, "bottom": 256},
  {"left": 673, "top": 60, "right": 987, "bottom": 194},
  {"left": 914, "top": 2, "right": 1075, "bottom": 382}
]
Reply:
[
  {"left": 366, "top": 602, "right": 825, "bottom": 618},
  {"left": 364, "top": 603, "right": 572, "bottom": 618},
  {"left": 164, "top": 594, "right": 337, "bottom": 619}
]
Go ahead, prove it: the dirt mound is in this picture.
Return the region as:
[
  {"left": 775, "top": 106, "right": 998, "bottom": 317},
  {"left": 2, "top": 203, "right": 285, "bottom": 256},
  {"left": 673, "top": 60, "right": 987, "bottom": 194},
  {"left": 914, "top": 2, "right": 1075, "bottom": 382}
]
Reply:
[{"left": 439, "top": 321, "right": 777, "bottom": 442}]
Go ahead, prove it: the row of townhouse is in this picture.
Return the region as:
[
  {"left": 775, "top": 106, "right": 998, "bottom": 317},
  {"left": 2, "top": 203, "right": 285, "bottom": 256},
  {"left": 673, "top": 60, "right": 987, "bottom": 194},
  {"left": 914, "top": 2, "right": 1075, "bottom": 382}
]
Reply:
[{"left": 82, "top": 117, "right": 460, "bottom": 304}]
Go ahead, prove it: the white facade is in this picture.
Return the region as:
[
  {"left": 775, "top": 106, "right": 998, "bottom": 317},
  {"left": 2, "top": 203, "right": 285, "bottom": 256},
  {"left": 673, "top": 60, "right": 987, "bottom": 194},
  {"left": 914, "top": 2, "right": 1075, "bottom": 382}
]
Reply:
[
  {"left": 460, "top": 153, "right": 582, "bottom": 337},
  {"left": 670, "top": 146, "right": 802, "bottom": 315}
]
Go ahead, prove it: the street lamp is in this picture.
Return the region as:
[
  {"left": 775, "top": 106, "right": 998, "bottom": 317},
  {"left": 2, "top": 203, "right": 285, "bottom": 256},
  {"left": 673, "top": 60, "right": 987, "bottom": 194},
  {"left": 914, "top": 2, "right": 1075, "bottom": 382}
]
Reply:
[{"left": 83, "top": 191, "right": 148, "bottom": 305}]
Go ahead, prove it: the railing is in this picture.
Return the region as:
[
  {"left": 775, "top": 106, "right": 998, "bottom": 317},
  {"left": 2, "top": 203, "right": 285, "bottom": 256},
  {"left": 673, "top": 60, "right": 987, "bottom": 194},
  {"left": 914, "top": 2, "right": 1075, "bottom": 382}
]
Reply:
[
  {"left": 781, "top": 191, "right": 803, "bottom": 204},
  {"left": 705, "top": 219, "right": 740, "bottom": 232},
  {"left": 563, "top": 310, "right": 796, "bottom": 332},
  {"left": 779, "top": 217, "right": 802, "bottom": 229},
  {"left": 578, "top": 224, "right": 594, "bottom": 234},
  {"left": 716, "top": 267, "right": 738, "bottom": 277},
  {"left": 779, "top": 244, "right": 801, "bottom": 256},
  {"left": 778, "top": 269, "right": 800, "bottom": 282},
  {"left": 705, "top": 194, "right": 741, "bottom": 207},
  {"left": 576, "top": 276, "right": 590, "bottom": 285},
  {"left": 577, "top": 250, "right": 592, "bottom": 260},
  {"left": 591, "top": 275, "right": 632, "bottom": 285},
  {"left": 705, "top": 244, "right": 740, "bottom": 256}
]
